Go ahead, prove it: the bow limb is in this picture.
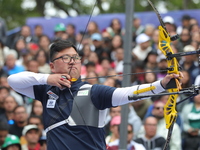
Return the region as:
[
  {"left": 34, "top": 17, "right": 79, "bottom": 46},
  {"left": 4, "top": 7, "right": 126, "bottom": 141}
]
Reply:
[
  {"left": 147, "top": 0, "right": 182, "bottom": 149},
  {"left": 158, "top": 26, "right": 181, "bottom": 129}
]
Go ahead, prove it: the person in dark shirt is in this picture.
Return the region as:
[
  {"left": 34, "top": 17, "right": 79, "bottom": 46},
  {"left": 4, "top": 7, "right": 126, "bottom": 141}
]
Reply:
[
  {"left": 9, "top": 106, "right": 28, "bottom": 138},
  {"left": 135, "top": 116, "right": 168, "bottom": 150}
]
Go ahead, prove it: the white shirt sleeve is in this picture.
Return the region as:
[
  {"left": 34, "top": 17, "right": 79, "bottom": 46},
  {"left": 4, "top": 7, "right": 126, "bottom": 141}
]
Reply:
[
  {"left": 112, "top": 80, "right": 165, "bottom": 106},
  {"left": 7, "top": 71, "right": 49, "bottom": 99}
]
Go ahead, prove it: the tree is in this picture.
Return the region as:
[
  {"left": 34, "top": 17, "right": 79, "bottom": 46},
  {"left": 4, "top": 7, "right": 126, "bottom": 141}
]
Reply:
[{"left": 0, "top": 0, "right": 199, "bottom": 30}]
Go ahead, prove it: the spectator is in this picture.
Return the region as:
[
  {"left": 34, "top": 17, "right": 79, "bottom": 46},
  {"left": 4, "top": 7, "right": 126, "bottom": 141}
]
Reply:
[
  {"left": 88, "top": 51, "right": 103, "bottom": 74},
  {"left": 103, "top": 78, "right": 116, "bottom": 87},
  {"left": 0, "top": 95, "right": 18, "bottom": 125},
  {"left": 107, "top": 116, "right": 146, "bottom": 150},
  {"left": 114, "top": 48, "right": 124, "bottom": 74},
  {"left": 32, "top": 25, "right": 44, "bottom": 44},
  {"left": 30, "top": 100, "right": 43, "bottom": 117},
  {"left": 110, "top": 35, "right": 123, "bottom": 61},
  {"left": 144, "top": 24, "right": 155, "bottom": 38},
  {"left": 26, "top": 59, "right": 40, "bottom": 73},
  {"left": 91, "top": 33, "right": 105, "bottom": 61},
  {"left": 98, "top": 58, "right": 113, "bottom": 84},
  {"left": 156, "top": 54, "right": 168, "bottom": 80},
  {"left": 0, "top": 121, "right": 9, "bottom": 148},
  {"left": 181, "top": 94, "right": 200, "bottom": 150},
  {"left": 105, "top": 106, "right": 142, "bottom": 139},
  {"left": 21, "top": 125, "right": 40, "bottom": 150},
  {"left": 0, "top": 86, "right": 10, "bottom": 113},
  {"left": 177, "top": 14, "right": 191, "bottom": 34},
  {"left": 1, "top": 135, "right": 21, "bottom": 150},
  {"left": 105, "top": 18, "right": 124, "bottom": 37},
  {"left": 132, "top": 33, "right": 152, "bottom": 61},
  {"left": 66, "top": 24, "right": 76, "bottom": 44},
  {"left": 38, "top": 35, "right": 51, "bottom": 54},
  {"left": 13, "top": 25, "right": 34, "bottom": 49},
  {"left": 177, "top": 28, "right": 192, "bottom": 51},
  {"left": 34, "top": 50, "right": 51, "bottom": 74},
  {"left": 52, "top": 23, "right": 66, "bottom": 41},
  {"left": 151, "top": 29, "right": 159, "bottom": 53},
  {"left": 135, "top": 116, "right": 167, "bottom": 150},
  {"left": 0, "top": 39, "right": 12, "bottom": 67},
  {"left": 180, "top": 45, "right": 198, "bottom": 84},
  {"left": 105, "top": 115, "right": 120, "bottom": 144},
  {"left": 163, "top": 16, "right": 176, "bottom": 33},
  {"left": 132, "top": 16, "right": 145, "bottom": 43},
  {"left": 131, "top": 60, "right": 146, "bottom": 85},
  {"left": 138, "top": 100, "right": 182, "bottom": 150},
  {"left": 28, "top": 115, "right": 45, "bottom": 137},
  {"left": 9, "top": 106, "right": 28, "bottom": 138},
  {"left": 3, "top": 51, "right": 25, "bottom": 75},
  {"left": 86, "top": 21, "right": 100, "bottom": 36},
  {"left": 144, "top": 51, "right": 158, "bottom": 70},
  {"left": 85, "top": 71, "right": 99, "bottom": 85}
]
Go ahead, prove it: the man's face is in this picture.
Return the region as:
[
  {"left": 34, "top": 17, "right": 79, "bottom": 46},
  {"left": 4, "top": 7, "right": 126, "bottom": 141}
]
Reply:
[
  {"left": 144, "top": 117, "right": 157, "bottom": 138},
  {"left": 4, "top": 96, "right": 17, "bottom": 112},
  {"left": 25, "top": 129, "right": 40, "bottom": 145},
  {"left": 152, "top": 101, "right": 165, "bottom": 119},
  {"left": 50, "top": 47, "right": 81, "bottom": 79},
  {"left": 14, "top": 107, "right": 28, "bottom": 123}
]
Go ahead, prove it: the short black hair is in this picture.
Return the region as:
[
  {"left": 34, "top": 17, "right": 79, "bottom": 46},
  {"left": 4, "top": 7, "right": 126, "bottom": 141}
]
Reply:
[
  {"left": 0, "top": 121, "right": 9, "bottom": 131},
  {"left": 49, "top": 39, "right": 77, "bottom": 62}
]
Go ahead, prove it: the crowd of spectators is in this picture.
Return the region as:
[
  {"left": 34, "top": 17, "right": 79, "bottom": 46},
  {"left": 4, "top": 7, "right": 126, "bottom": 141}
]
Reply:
[{"left": 0, "top": 13, "right": 200, "bottom": 150}]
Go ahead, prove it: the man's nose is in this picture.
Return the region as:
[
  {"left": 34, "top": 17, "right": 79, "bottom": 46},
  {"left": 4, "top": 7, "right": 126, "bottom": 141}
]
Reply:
[{"left": 69, "top": 57, "right": 75, "bottom": 64}]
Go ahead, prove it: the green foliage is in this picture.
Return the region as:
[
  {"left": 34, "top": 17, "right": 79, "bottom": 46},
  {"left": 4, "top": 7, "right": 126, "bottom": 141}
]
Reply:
[{"left": 0, "top": 0, "right": 199, "bottom": 30}]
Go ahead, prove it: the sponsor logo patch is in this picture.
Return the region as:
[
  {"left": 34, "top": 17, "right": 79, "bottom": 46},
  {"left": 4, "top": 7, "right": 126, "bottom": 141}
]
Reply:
[
  {"left": 77, "top": 90, "right": 89, "bottom": 96},
  {"left": 47, "top": 90, "right": 59, "bottom": 100},
  {"left": 46, "top": 99, "right": 56, "bottom": 108}
]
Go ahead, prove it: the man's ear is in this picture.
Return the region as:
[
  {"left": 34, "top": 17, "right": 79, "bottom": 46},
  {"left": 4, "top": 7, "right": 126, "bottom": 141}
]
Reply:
[{"left": 49, "top": 62, "right": 55, "bottom": 73}]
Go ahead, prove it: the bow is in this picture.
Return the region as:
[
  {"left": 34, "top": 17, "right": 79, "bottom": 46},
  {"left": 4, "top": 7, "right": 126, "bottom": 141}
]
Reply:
[{"left": 147, "top": 0, "right": 181, "bottom": 149}]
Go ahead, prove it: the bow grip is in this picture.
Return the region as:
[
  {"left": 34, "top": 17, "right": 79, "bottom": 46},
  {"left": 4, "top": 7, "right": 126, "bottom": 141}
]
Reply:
[{"left": 165, "top": 78, "right": 177, "bottom": 89}]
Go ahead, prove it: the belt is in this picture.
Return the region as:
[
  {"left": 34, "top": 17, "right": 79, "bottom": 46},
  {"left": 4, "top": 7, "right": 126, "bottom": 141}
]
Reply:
[{"left": 45, "top": 119, "right": 69, "bottom": 133}]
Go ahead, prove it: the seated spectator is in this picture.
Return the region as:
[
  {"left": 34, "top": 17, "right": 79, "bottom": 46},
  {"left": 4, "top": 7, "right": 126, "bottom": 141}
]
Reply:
[
  {"left": 21, "top": 125, "right": 40, "bottom": 150},
  {"left": 105, "top": 106, "right": 142, "bottom": 139},
  {"left": 88, "top": 52, "right": 103, "bottom": 74},
  {"left": 1, "top": 135, "right": 21, "bottom": 150},
  {"left": 85, "top": 71, "right": 99, "bottom": 85},
  {"left": 38, "top": 35, "right": 51, "bottom": 54},
  {"left": 114, "top": 48, "right": 124, "bottom": 74},
  {"left": 137, "top": 100, "right": 182, "bottom": 150},
  {"left": 181, "top": 94, "right": 200, "bottom": 150},
  {"left": 9, "top": 106, "right": 28, "bottom": 138},
  {"left": 34, "top": 49, "right": 51, "bottom": 74},
  {"left": 28, "top": 115, "right": 45, "bottom": 137},
  {"left": 104, "top": 18, "right": 124, "bottom": 37},
  {"left": 135, "top": 116, "right": 167, "bottom": 150},
  {"left": 0, "top": 95, "right": 18, "bottom": 125},
  {"left": 107, "top": 116, "right": 146, "bottom": 150},
  {"left": 144, "top": 95, "right": 182, "bottom": 128},
  {"left": 30, "top": 100, "right": 43, "bottom": 117},
  {"left": 0, "top": 86, "right": 10, "bottom": 114},
  {"left": 3, "top": 51, "right": 25, "bottom": 75},
  {"left": 132, "top": 33, "right": 152, "bottom": 61}
]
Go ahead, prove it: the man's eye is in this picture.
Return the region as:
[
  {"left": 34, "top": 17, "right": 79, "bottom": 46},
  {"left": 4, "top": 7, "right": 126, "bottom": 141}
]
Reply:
[{"left": 63, "top": 56, "right": 70, "bottom": 59}]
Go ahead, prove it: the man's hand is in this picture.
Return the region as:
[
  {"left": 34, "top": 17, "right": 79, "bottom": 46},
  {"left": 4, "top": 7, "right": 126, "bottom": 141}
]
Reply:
[
  {"left": 161, "top": 73, "right": 183, "bottom": 89},
  {"left": 47, "top": 74, "right": 72, "bottom": 89}
]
